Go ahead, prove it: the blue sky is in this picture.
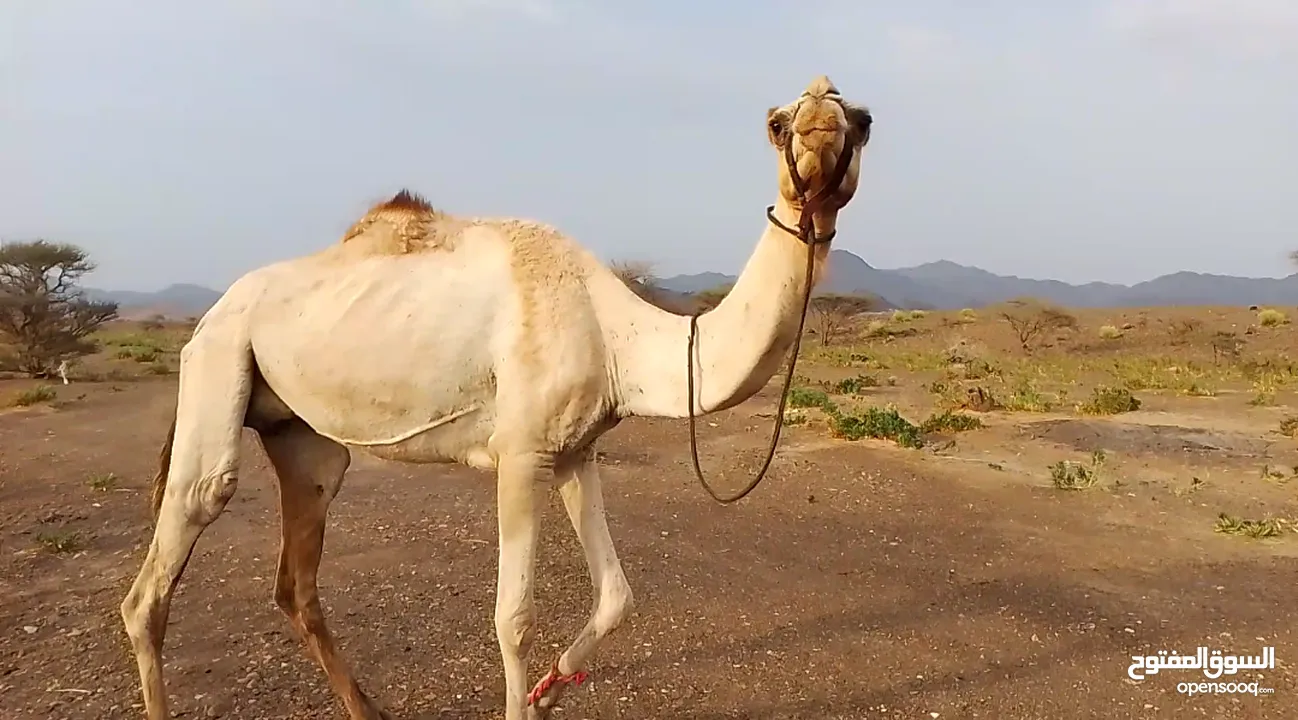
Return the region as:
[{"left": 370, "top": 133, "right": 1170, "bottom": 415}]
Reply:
[{"left": 3, "top": 0, "right": 1296, "bottom": 291}]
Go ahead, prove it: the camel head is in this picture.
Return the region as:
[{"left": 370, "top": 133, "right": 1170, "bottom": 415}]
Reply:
[{"left": 766, "top": 75, "right": 872, "bottom": 214}]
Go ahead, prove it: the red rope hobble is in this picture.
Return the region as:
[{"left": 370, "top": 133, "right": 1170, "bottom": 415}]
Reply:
[{"left": 526, "top": 661, "right": 589, "bottom": 706}]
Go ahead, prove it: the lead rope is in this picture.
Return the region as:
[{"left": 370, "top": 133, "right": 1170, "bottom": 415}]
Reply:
[
  {"left": 685, "top": 139, "right": 856, "bottom": 504},
  {"left": 685, "top": 229, "right": 820, "bottom": 503}
]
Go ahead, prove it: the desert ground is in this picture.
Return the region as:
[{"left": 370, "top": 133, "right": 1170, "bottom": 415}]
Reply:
[{"left": 3, "top": 305, "right": 1298, "bottom": 719}]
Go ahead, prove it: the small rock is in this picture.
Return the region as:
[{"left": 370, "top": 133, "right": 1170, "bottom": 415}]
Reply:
[{"left": 22, "top": 626, "right": 38, "bottom": 634}]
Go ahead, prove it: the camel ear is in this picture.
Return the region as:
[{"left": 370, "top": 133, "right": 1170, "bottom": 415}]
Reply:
[
  {"left": 844, "top": 104, "right": 872, "bottom": 147},
  {"left": 766, "top": 107, "right": 791, "bottom": 147}
]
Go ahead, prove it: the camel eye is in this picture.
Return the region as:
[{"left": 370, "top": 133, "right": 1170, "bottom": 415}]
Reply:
[{"left": 768, "top": 119, "right": 783, "bottom": 136}]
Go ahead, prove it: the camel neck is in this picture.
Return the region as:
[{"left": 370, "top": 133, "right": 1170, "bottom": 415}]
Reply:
[{"left": 598, "top": 197, "right": 836, "bottom": 418}]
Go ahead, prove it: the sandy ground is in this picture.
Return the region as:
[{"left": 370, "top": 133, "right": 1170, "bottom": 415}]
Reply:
[
  {"left": 2, "top": 357, "right": 1297, "bottom": 720},
  {"left": 6, "top": 306, "right": 1298, "bottom": 719}
]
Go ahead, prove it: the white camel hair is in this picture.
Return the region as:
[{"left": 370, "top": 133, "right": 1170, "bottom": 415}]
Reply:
[{"left": 120, "top": 75, "right": 872, "bottom": 720}]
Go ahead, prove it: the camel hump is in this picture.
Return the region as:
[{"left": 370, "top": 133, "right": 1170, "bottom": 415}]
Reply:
[
  {"left": 376, "top": 189, "right": 438, "bottom": 215},
  {"left": 339, "top": 189, "right": 460, "bottom": 255}
]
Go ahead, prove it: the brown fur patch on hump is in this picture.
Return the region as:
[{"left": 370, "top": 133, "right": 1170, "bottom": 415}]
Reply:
[{"left": 340, "top": 189, "right": 462, "bottom": 255}]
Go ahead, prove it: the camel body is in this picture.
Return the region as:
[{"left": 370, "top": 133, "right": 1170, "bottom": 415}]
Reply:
[
  {"left": 121, "top": 75, "right": 873, "bottom": 720},
  {"left": 233, "top": 222, "right": 610, "bottom": 469}
]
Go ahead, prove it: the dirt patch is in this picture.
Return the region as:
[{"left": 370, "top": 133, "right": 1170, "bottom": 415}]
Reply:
[
  {"left": 1021, "top": 418, "right": 1269, "bottom": 459},
  {"left": 3, "top": 373, "right": 1298, "bottom": 719}
]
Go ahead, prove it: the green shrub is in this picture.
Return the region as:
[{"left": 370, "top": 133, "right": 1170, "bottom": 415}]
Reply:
[
  {"left": 787, "top": 387, "right": 831, "bottom": 410},
  {"left": 920, "top": 410, "right": 983, "bottom": 433},
  {"left": 1077, "top": 386, "right": 1141, "bottom": 415},
  {"left": 9, "top": 385, "right": 56, "bottom": 407},
  {"left": 825, "top": 405, "right": 923, "bottom": 448},
  {"left": 827, "top": 374, "right": 878, "bottom": 395}
]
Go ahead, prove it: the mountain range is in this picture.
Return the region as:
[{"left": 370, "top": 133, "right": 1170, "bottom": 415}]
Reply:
[
  {"left": 655, "top": 251, "right": 1298, "bottom": 310},
  {"left": 86, "top": 250, "right": 1298, "bottom": 317}
]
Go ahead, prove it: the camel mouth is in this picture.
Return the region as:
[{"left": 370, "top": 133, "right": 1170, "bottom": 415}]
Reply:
[
  {"left": 798, "top": 123, "right": 841, "bottom": 136},
  {"left": 767, "top": 75, "right": 869, "bottom": 211}
]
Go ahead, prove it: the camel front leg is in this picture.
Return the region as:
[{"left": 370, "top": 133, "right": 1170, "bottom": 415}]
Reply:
[
  {"left": 495, "top": 453, "right": 545, "bottom": 720},
  {"left": 525, "top": 453, "right": 633, "bottom": 717}
]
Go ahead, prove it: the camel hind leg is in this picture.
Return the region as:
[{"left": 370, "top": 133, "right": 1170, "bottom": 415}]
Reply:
[
  {"left": 120, "top": 331, "right": 254, "bottom": 720},
  {"left": 258, "top": 417, "right": 393, "bottom": 720}
]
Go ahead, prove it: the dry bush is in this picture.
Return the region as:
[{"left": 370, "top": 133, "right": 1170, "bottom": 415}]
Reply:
[
  {"left": 955, "top": 385, "right": 1001, "bottom": 412},
  {"left": 7, "top": 384, "right": 57, "bottom": 407},
  {"left": 864, "top": 319, "right": 917, "bottom": 339},
  {"left": 997, "top": 298, "right": 1078, "bottom": 352},
  {"left": 1167, "top": 317, "right": 1204, "bottom": 345},
  {"left": 1257, "top": 308, "right": 1289, "bottom": 327},
  {"left": 891, "top": 309, "right": 926, "bottom": 323},
  {"left": 1211, "top": 331, "right": 1244, "bottom": 365},
  {"left": 1051, "top": 451, "right": 1107, "bottom": 491},
  {"left": 942, "top": 339, "right": 998, "bottom": 380},
  {"left": 1077, "top": 386, "right": 1141, "bottom": 415},
  {"left": 809, "top": 294, "right": 874, "bottom": 346}
]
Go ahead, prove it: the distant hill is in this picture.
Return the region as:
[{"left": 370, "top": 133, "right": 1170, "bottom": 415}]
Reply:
[
  {"left": 83, "top": 283, "right": 223, "bottom": 319},
  {"left": 85, "top": 253, "right": 1298, "bottom": 318},
  {"left": 657, "top": 251, "right": 1298, "bottom": 310}
]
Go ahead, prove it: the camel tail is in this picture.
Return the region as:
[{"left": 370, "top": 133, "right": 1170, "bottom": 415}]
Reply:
[{"left": 150, "top": 416, "right": 178, "bottom": 523}]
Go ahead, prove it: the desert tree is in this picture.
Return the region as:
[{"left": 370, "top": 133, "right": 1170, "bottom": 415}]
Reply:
[
  {"left": 809, "top": 293, "right": 874, "bottom": 346},
  {"left": 609, "top": 259, "right": 662, "bottom": 305},
  {"left": 608, "top": 259, "right": 657, "bottom": 289},
  {"left": 996, "top": 297, "right": 1077, "bottom": 352},
  {"left": 0, "top": 239, "right": 119, "bottom": 376}
]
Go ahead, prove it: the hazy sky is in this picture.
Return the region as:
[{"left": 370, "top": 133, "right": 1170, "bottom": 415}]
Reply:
[{"left": 3, "top": 0, "right": 1296, "bottom": 291}]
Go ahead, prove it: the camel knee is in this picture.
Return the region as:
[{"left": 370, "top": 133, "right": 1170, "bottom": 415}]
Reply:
[
  {"left": 594, "top": 576, "right": 633, "bottom": 635},
  {"left": 197, "top": 470, "right": 239, "bottom": 521},
  {"left": 495, "top": 604, "right": 537, "bottom": 657},
  {"left": 160, "top": 468, "right": 238, "bottom": 526}
]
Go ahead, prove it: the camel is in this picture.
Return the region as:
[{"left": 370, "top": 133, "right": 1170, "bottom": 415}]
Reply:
[{"left": 119, "top": 75, "right": 872, "bottom": 720}]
